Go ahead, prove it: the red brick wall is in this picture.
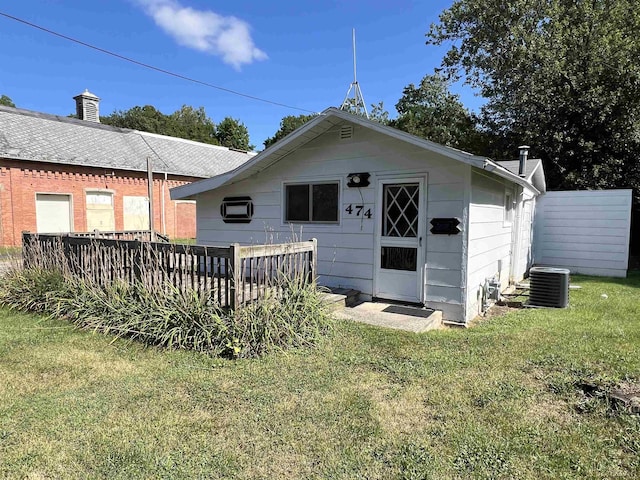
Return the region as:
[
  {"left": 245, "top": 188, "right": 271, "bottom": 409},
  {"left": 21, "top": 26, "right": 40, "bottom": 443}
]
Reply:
[{"left": 0, "top": 159, "right": 200, "bottom": 246}]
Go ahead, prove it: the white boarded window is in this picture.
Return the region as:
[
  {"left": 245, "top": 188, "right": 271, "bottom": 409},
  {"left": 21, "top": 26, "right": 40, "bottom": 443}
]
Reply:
[
  {"left": 123, "top": 196, "right": 149, "bottom": 230},
  {"left": 86, "top": 191, "right": 114, "bottom": 231}
]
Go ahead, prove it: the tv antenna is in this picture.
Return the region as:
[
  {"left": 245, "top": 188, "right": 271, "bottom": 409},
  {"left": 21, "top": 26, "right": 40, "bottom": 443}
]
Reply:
[{"left": 340, "top": 29, "right": 369, "bottom": 118}]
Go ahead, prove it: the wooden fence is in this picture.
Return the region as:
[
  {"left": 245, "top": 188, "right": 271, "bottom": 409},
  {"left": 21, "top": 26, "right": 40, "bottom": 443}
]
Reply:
[
  {"left": 22, "top": 232, "right": 317, "bottom": 310},
  {"left": 71, "top": 230, "right": 170, "bottom": 243}
]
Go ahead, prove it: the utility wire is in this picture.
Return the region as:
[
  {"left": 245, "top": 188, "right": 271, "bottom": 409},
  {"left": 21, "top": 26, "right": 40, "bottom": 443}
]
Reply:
[{"left": 0, "top": 11, "right": 318, "bottom": 114}]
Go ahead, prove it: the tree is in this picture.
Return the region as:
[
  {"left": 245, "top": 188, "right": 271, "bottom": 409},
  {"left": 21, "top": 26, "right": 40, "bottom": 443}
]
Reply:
[
  {"left": 427, "top": 0, "right": 640, "bottom": 193},
  {"left": 168, "top": 106, "right": 218, "bottom": 145},
  {"left": 101, "top": 105, "right": 168, "bottom": 135},
  {"left": 0, "top": 95, "right": 15, "bottom": 107},
  {"left": 391, "top": 73, "right": 484, "bottom": 152},
  {"left": 340, "top": 98, "right": 391, "bottom": 125},
  {"left": 101, "top": 105, "right": 229, "bottom": 146},
  {"left": 263, "top": 114, "right": 317, "bottom": 149},
  {"left": 215, "top": 117, "right": 254, "bottom": 151}
]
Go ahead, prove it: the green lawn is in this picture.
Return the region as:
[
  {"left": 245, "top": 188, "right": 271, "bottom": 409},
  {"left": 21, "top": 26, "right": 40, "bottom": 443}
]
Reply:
[{"left": 1, "top": 274, "right": 639, "bottom": 479}]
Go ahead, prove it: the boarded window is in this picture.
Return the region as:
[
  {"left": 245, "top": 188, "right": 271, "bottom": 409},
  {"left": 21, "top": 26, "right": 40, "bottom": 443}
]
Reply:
[
  {"left": 123, "top": 196, "right": 149, "bottom": 230},
  {"left": 285, "top": 182, "right": 339, "bottom": 223},
  {"left": 86, "top": 191, "right": 115, "bottom": 231}
]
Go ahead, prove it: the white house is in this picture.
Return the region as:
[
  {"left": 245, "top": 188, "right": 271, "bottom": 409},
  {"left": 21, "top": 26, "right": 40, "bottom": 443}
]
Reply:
[{"left": 171, "top": 108, "right": 546, "bottom": 324}]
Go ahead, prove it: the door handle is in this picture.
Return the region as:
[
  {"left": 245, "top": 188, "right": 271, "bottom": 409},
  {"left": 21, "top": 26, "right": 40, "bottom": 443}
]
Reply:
[{"left": 419, "top": 236, "right": 423, "bottom": 247}]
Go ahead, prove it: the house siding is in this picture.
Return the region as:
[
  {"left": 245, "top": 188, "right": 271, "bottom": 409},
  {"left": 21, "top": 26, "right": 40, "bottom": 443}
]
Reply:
[
  {"left": 0, "top": 159, "right": 197, "bottom": 245},
  {"left": 195, "top": 123, "right": 468, "bottom": 321},
  {"left": 466, "top": 169, "right": 514, "bottom": 321}
]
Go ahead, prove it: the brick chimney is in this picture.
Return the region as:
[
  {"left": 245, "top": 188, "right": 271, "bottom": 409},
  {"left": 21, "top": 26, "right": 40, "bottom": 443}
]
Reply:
[{"left": 73, "top": 89, "right": 100, "bottom": 122}]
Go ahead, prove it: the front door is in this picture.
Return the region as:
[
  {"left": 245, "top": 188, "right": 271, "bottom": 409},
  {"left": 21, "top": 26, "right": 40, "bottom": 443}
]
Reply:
[{"left": 374, "top": 177, "right": 425, "bottom": 303}]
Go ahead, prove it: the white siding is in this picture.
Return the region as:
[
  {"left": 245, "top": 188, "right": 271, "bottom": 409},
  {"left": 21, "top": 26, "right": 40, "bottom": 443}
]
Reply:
[
  {"left": 466, "top": 170, "right": 514, "bottom": 321},
  {"left": 195, "top": 123, "right": 468, "bottom": 321},
  {"left": 511, "top": 190, "right": 536, "bottom": 281},
  {"left": 534, "top": 189, "right": 631, "bottom": 277}
]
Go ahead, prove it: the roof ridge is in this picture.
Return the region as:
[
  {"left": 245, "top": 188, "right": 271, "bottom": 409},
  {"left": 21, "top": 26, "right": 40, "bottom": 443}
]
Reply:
[{"left": 0, "top": 105, "right": 256, "bottom": 155}]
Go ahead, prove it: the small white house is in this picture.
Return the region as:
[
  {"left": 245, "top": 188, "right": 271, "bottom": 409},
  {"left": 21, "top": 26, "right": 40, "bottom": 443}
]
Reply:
[{"left": 171, "top": 108, "right": 546, "bottom": 324}]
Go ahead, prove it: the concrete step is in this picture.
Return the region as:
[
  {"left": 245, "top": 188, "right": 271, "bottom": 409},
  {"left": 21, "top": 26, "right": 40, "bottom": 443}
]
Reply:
[
  {"left": 333, "top": 301, "right": 444, "bottom": 333},
  {"left": 321, "top": 288, "right": 361, "bottom": 310}
]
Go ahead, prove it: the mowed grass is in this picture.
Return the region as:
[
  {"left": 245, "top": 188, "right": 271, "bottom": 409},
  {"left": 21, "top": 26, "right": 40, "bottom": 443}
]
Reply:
[{"left": 1, "top": 274, "right": 639, "bottom": 479}]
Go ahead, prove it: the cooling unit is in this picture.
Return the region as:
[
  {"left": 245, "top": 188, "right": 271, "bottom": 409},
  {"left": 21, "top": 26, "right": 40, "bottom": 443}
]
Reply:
[{"left": 528, "top": 267, "right": 570, "bottom": 308}]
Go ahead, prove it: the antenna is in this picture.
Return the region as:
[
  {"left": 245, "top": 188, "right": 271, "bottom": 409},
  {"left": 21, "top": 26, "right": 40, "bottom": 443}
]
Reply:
[{"left": 340, "top": 29, "right": 369, "bottom": 118}]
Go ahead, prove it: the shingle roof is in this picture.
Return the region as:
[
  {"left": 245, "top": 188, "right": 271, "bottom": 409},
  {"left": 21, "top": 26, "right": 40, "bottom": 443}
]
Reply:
[
  {"left": 172, "top": 107, "right": 544, "bottom": 200},
  {"left": 0, "top": 105, "right": 255, "bottom": 178},
  {"left": 495, "top": 159, "right": 540, "bottom": 179}
]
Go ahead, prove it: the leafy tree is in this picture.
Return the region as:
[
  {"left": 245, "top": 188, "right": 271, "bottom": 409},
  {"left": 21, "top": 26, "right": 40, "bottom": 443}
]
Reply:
[
  {"left": 0, "top": 94, "right": 15, "bottom": 107},
  {"left": 341, "top": 98, "right": 391, "bottom": 125},
  {"left": 168, "top": 106, "right": 218, "bottom": 145},
  {"left": 101, "top": 104, "right": 250, "bottom": 147},
  {"left": 102, "top": 105, "right": 168, "bottom": 135},
  {"left": 263, "top": 114, "right": 317, "bottom": 149},
  {"left": 427, "top": 0, "right": 640, "bottom": 193},
  {"left": 215, "top": 117, "right": 254, "bottom": 151},
  {"left": 391, "top": 73, "right": 484, "bottom": 152}
]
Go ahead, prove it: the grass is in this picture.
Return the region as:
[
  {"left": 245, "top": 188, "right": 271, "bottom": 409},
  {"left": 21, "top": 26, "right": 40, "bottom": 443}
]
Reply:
[{"left": 1, "top": 273, "right": 639, "bottom": 479}]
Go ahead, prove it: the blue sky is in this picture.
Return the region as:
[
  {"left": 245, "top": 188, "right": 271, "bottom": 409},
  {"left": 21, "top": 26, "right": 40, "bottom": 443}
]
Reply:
[{"left": 0, "top": 0, "right": 481, "bottom": 149}]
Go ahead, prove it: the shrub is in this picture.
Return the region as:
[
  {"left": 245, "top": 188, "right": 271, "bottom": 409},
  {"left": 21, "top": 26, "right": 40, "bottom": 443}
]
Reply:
[{"left": 0, "top": 262, "right": 332, "bottom": 358}]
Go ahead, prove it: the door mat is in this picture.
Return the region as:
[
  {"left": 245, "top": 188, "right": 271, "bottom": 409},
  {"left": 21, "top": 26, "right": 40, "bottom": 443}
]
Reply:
[{"left": 382, "top": 305, "right": 434, "bottom": 318}]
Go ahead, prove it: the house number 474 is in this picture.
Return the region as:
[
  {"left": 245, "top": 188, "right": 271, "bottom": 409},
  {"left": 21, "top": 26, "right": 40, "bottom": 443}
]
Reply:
[{"left": 345, "top": 204, "right": 372, "bottom": 219}]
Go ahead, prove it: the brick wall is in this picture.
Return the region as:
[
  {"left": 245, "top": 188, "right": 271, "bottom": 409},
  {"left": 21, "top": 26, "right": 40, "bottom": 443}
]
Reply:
[{"left": 0, "top": 159, "right": 200, "bottom": 246}]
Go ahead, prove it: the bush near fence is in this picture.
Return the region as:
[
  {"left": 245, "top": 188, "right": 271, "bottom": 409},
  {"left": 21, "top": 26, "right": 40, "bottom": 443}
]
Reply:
[{"left": 0, "top": 233, "right": 330, "bottom": 358}]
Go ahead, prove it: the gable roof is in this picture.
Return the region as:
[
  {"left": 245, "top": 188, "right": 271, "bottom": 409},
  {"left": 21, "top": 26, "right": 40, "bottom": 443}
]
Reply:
[
  {"left": 495, "top": 159, "right": 546, "bottom": 193},
  {"left": 0, "top": 105, "right": 255, "bottom": 178},
  {"left": 171, "top": 107, "right": 542, "bottom": 200}
]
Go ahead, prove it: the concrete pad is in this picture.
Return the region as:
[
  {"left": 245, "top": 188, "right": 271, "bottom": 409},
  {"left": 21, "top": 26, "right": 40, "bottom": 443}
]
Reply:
[{"left": 333, "top": 301, "right": 443, "bottom": 333}]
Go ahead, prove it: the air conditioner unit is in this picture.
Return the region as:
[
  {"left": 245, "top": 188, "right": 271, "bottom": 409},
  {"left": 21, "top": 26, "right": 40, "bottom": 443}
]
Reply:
[{"left": 528, "top": 267, "right": 570, "bottom": 308}]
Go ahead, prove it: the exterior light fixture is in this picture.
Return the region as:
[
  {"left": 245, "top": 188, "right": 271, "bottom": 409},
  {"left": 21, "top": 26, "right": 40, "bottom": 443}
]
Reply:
[{"left": 347, "top": 172, "right": 370, "bottom": 188}]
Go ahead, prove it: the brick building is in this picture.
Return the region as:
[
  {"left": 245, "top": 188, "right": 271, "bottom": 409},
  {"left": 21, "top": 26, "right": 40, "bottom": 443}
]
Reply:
[{"left": 0, "top": 91, "right": 254, "bottom": 246}]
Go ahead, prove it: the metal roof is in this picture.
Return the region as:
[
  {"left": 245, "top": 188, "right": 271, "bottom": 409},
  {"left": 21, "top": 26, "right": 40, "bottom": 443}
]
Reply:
[
  {"left": 0, "top": 105, "right": 255, "bottom": 178},
  {"left": 171, "top": 107, "right": 543, "bottom": 200}
]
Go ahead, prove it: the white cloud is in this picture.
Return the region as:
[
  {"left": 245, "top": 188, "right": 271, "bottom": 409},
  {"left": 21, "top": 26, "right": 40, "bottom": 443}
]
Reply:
[{"left": 136, "top": 0, "right": 267, "bottom": 70}]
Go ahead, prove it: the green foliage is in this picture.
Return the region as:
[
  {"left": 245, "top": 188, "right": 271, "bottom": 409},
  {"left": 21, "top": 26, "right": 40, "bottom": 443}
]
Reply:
[
  {"left": 1, "top": 273, "right": 640, "bottom": 477},
  {"left": 263, "top": 114, "right": 317, "bottom": 148},
  {"left": 0, "top": 263, "right": 332, "bottom": 358},
  {"left": 427, "top": 0, "right": 640, "bottom": 194},
  {"left": 101, "top": 104, "right": 255, "bottom": 149},
  {"left": 341, "top": 98, "right": 391, "bottom": 124},
  {"left": 0, "top": 94, "right": 15, "bottom": 108},
  {"left": 168, "top": 105, "right": 218, "bottom": 145},
  {"left": 214, "top": 116, "right": 254, "bottom": 151},
  {"left": 392, "top": 73, "right": 486, "bottom": 152}
]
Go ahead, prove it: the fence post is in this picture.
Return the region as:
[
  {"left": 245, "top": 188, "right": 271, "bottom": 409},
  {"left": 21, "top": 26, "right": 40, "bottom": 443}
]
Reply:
[
  {"left": 310, "top": 238, "right": 317, "bottom": 287},
  {"left": 133, "top": 240, "right": 142, "bottom": 283},
  {"left": 21, "top": 231, "right": 30, "bottom": 269},
  {"left": 229, "top": 243, "right": 241, "bottom": 310}
]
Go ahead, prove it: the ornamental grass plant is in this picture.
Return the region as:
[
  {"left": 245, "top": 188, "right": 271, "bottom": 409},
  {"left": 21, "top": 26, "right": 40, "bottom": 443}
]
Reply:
[{"left": 0, "top": 239, "right": 332, "bottom": 358}]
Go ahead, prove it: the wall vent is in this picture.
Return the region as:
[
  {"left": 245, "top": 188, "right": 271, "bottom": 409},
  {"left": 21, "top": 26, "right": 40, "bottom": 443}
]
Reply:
[
  {"left": 528, "top": 266, "right": 570, "bottom": 308},
  {"left": 339, "top": 125, "right": 353, "bottom": 140}
]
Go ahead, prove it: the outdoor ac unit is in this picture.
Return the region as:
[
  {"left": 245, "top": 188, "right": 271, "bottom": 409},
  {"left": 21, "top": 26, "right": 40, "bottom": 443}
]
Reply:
[{"left": 528, "top": 267, "right": 570, "bottom": 308}]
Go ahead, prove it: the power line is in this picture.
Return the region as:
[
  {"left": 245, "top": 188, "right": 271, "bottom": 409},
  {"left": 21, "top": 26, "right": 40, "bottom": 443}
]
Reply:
[{"left": 0, "top": 11, "right": 318, "bottom": 114}]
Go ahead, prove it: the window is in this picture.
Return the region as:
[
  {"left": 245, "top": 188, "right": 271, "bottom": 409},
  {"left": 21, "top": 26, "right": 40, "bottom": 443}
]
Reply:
[
  {"left": 504, "top": 190, "right": 515, "bottom": 225},
  {"left": 285, "top": 182, "right": 339, "bottom": 223}
]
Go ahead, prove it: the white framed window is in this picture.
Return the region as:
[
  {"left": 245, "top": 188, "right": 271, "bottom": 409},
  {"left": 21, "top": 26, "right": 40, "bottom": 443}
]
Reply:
[
  {"left": 504, "top": 189, "right": 515, "bottom": 226},
  {"left": 284, "top": 182, "right": 340, "bottom": 223}
]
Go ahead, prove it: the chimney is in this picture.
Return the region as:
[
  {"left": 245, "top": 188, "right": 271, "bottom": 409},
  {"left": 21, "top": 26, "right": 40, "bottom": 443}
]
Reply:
[
  {"left": 73, "top": 89, "right": 100, "bottom": 122},
  {"left": 518, "top": 145, "right": 530, "bottom": 177}
]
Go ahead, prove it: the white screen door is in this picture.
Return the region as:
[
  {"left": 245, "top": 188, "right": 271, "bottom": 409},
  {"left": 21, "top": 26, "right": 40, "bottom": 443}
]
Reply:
[{"left": 374, "top": 177, "right": 425, "bottom": 303}]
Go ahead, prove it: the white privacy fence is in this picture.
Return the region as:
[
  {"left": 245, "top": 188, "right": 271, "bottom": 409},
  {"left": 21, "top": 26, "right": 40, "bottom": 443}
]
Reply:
[{"left": 533, "top": 189, "right": 632, "bottom": 277}]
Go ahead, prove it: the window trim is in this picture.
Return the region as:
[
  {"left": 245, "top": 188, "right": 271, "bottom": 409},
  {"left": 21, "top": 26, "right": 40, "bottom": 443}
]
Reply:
[
  {"left": 282, "top": 180, "right": 341, "bottom": 225},
  {"left": 504, "top": 188, "right": 515, "bottom": 226}
]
